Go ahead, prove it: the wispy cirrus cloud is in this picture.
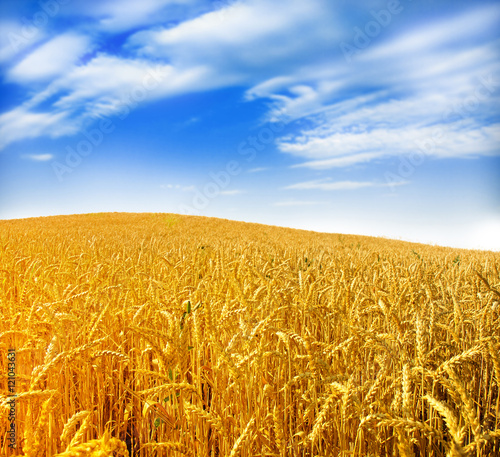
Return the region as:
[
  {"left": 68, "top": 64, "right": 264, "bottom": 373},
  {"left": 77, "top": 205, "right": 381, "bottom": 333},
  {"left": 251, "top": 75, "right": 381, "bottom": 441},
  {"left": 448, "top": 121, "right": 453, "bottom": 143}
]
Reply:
[
  {"left": 292, "top": 152, "right": 383, "bottom": 170},
  {"left": 7, "top": 33, "right": 93, "bottom": 83},
  {"left": 0, "top": 107, "right": 74, "bottom": 150},
  {"left": 22, "top": 153, "right": 54, "bottom": 161},
  {"left": 283, "top": 122, "right": 500, "bottom": 169},
  {"left": 0, "top": 56, "right": 206, "bottom": 149},
  {"left": 127, "top": 0, "right": 339, "bottom": 74},
  {"left": 256, "top": 5, "right": 500, "bottom": 168},
  {"left": 63, "top": 0, "right": 206, "bottom": 32},
  {"left": 284, "top": 179, "right": 408, "bottom": 191},
  {"left": 0, "top": 19, "right": 47, "bottom": 63},
  {"left": 247, "top": 167, "right": 269, "bottom": 173}
]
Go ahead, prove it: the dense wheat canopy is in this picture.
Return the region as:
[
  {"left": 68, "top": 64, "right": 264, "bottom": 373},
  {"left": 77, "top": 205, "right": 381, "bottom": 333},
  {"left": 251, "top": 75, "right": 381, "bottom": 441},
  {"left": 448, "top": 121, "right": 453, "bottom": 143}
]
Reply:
[{"left": 0, "top": 213, "right": 499, "bottom": 456}]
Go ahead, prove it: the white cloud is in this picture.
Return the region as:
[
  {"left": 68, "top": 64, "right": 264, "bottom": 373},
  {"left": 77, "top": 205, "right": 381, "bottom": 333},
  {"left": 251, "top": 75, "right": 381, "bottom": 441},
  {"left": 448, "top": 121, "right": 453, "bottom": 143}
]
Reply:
[
  {"left": 7, "top": 33, "right": 92, "bottom": 83},
  {"left": 284, "top": 179, "right": 408, "bottom": 191},
  {"left": 280, "top": 122, "right": 500, "bottom": 169},
  {"left": 0, "top": 55, "right": 213, "bottom": 150},
  {"left": 248, "top": 167, "right": 269, "bottom": 173},
  {"left": 128, "top": 0, "right": 339, "bottom": 79},
  {"left": 66, "top": 0, "right": 205, "bottom": 32},
  {"left": 0, "top": 20, "right": 47, "bottom": 63},
  {"left": 44, "top": 56, "right": 176, "bottom": 113},
  {"left": 292, "top": 152, "right": 384, "bottom": 169},
  {"left": 22, "top": 153, "right": 54, "bottom": 161},
  {"left": 0, "top": 107, "right": 74, "bottom": 150},
  {"left": 365, "top": 5, "right": 500, "bottom": 62},
  {"left": 245, "top": 76, "right": 295, "bottom": 101}
]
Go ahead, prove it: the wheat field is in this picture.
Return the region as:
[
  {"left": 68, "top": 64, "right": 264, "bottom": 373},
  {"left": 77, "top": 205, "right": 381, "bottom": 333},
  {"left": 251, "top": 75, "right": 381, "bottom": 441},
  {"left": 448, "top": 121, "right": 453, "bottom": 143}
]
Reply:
[{"left": 0, "top": 212, "right": 499, "bottom": 456}]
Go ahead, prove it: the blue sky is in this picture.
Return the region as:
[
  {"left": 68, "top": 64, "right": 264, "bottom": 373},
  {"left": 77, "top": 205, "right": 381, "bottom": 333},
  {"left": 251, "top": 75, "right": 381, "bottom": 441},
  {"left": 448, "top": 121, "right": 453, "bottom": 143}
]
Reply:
[{"left": 0, "top": 0, "right": 499, "bottom": 250}]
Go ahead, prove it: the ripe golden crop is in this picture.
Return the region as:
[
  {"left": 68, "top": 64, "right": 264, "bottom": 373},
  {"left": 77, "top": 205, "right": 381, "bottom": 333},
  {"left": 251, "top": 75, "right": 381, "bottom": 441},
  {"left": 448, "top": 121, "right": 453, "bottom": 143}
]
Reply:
[{"left": 0, "top": 213, "right": 499, "bottom": 456}]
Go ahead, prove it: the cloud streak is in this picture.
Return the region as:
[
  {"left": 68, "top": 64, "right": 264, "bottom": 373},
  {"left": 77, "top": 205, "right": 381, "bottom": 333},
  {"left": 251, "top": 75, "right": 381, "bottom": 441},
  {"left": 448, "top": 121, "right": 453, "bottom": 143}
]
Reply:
[
  {"left": 7, "top": 33, "right": 93, "bottom": 83},
  {"left": 248, "top": 167, "right": 269, "bottom": 173},
  {"left": 284, "top": 179, "right": 408, "bottom": 191},
  {"left": 22, "top": 153, "right": 54, "bottom": 161}
]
